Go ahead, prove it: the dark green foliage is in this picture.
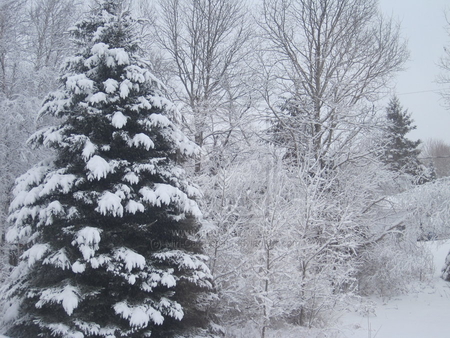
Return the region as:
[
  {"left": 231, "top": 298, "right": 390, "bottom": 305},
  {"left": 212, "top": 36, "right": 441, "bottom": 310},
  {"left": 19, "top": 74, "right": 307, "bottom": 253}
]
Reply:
[
  {"left": 382, "top": 96, "right": 432, "bottom": 184},
  {"left": 2, "top": 1, "right": 216, "bottom": 337}
]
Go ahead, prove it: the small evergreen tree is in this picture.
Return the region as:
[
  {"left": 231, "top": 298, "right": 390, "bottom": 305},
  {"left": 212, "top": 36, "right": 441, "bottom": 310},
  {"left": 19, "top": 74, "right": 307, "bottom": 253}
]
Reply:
[
  {"left": 442, "top": 250, "right": 450, "bottom": 282},
  {"left": 382, "top": 96, "right": 432, "bottom": 183},
  {"left": 2, "top": 1, "right": 216, "bottom": 337}
]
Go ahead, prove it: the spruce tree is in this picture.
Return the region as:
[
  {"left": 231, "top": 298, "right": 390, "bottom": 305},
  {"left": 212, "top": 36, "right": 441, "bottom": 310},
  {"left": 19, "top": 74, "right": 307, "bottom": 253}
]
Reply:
[
  {"left": 442, "top": 251, "right": 450, "bottom": 282},
  {"left": 382, "top": 96, "right": 431, "bottom": 183},
  {"left": 2, "top": 1, "right": 216, "bottom": 337}
]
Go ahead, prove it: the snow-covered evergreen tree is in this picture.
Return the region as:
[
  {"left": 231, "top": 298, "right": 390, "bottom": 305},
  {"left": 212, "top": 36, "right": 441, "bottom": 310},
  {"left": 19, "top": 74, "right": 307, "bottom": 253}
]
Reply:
[
  {"left": 1, "top": 1, "right": 216, "bottom": 337},
  {"left": 442, "top": 250, "right": 450, "bottom": 281},
  {"left": 382, "top": 96, "right": 431, "bottom": 183}
]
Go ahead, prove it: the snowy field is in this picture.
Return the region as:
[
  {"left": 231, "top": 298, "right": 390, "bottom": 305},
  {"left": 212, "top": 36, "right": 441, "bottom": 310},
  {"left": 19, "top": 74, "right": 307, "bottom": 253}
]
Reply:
[
  {"left": 336, "top": 240, "right": 450, "bottom": 338},
  {"left": 227, "top": 240, "right": 450, "bottom": 338}
]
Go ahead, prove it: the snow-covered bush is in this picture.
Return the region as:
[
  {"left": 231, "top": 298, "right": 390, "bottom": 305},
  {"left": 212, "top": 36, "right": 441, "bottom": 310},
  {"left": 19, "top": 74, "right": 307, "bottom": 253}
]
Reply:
[
  {"left": 393, "top": 178, "right": 450, "bottom": 241},
  {"left": 200, "top": 144, "right": 398, "bottom": 333},
  {"left": 358, "top": 239, "right": 434, "bottom": 298},
  {"left": 197, "top": 136, "right": 437, "bottom": 335},
  {"left": 352, "top": 172, "right": 437, "bottom": 298}
]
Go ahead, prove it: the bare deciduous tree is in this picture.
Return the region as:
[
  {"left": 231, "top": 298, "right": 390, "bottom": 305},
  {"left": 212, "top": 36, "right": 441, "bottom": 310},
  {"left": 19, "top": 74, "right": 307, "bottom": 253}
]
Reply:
[
  {"left": 155, "top": 0, "right": 253, "bottom": 172},
  {"left": 25, "top": 0, "right": 82, "bottom": 97},
  {"left": 421, "top": 138, "right": 450, "bottom": 178},
  {"left": 0, "top": 0, "right": 27, "bottom": 98},
  {"left": 0, "top": 0, "right": 81, "bottom": 98},
  {"left": 437, "top": 12, "right": 450, "bottom": 108},
  {"left": 27, "top": 0, "right": 79, "bottom": 71},
  {"left": 260, "top": 0, "right": 408, "bottom": 167}
]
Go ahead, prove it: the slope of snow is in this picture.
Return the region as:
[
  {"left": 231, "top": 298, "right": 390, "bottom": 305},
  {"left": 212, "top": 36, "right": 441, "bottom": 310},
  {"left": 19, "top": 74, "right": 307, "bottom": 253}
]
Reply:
[
  {"left": 226, "top": 240, "right": 450, "bottom": 338},
  {"left": 337, "top": 240, "right": 450, "bottom": 338}
]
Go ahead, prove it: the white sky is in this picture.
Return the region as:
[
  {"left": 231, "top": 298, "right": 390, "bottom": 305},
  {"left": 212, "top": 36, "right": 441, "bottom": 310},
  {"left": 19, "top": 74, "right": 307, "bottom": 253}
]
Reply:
[{"left": 378, "top": 0, "right": 450, "bottom": 144}]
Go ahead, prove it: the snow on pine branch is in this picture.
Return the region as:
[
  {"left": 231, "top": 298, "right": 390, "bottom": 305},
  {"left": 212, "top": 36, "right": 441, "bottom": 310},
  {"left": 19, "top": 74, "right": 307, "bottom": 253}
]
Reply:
[
  {"left": 119, "top": 79, "right": 134, "bottom": 99},
  {"left": 86, "top": 155, "right": 113, "bottom": 181},
  {"left": 125, "top": 65, "right": 157, "bottom": 84},
  {"left": 125, "top": 200, "right": 145, "bottom": 214},
  {"left": 88, "top": 92, "right": 107, "bottom": 104},
  {"left": 71, "top": 227, "right": 102, "bottom": 260},
  {"left": 123, "top": 171, "right": 140, "bottom": 185},
  {"left": 139, "top": 184, "right": 201, "bottom": 218},
  {"left": 5, "top": 222, "right": 33, "bottom": 243},
  {"left": 142, "top": 113, "right": 171, "bottom": 129},
  {"left": 130, "top": 96, "right": 152, "bottom": 112},
  {"left": 103, "top": 78, "right": 119, "bottom": 93},
  {"left": 113, "top": 301, "right": 165, "bottom": 328},
  {"left": 65, "top": 74, "right": 94, "bottom": 95},
  {"left": 173, "top": 129, "right": 200, "bottom": 157},
  {"left": 10, "top": 164, "right": 50, "bottom": 197},
  {"left": 21, "top": 244, "right": 50, "bottom": 267},
  {"left": 113, "top": 247, "right": 146, "bottom": 272},
  {"left": 138, "top": 269, "right": 177, "bottom": 292},
  {"left": 34, "top": 284, "right": 82, "bottom": 316},
  {"left": 158, "top": 297, "right": 183, "bottom": 320},
  {"left": 39, "top": 322, "right": 84, "bottom": 338},
  {"left": 37, "top": 200, "right": 65, "bottom": 227},
  {"left": 82, "top": 139, "right": 97, "bottom": 161},
  {"left": 153, "top": 251, "right": 212, "bottom": 288},
  {"left": 114, "top": 49, "right": 130, "bottom": 66},
  {"left": 37, "top": 91, "right": 71, "bottom": 119},
  {"left": 72, "top": 320, "right": 116, "bottom": 337},
  {"left": 7, "top": 202, "right": 69, "bottom": 243},
  {"left": 84, "top": 43, "right": 130, "bottom": 69},
  {"left": 128, "top": 133, "right": 154, "bottom": 150},
  {"left": 7, "top": 168, "right": 77, "bottom": 231},
  {"left": 28, "top": 125, "right": 65, "bottom": 148},
  {"left": 111, "top": 111, "right": 128, "bottom": 128},
  {"left": 39, "top": 171, "right": 78, "bottom": 196},
  {"left": 71, "top": 261, "right": 86, "bottom": 274},
  {"left": 95, "top": 191, "right": 124, "bottom": 217},
  {"left": 43, "top": 248, "right": 71, "bottom": 270},
  {"left": 137, "top": 112, "right": 199, "bottom": 157}
]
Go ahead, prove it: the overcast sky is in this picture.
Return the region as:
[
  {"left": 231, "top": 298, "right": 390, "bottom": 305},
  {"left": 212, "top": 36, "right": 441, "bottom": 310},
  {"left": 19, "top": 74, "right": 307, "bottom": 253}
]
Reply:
[{"left": 378, "top": 0, "right": 450, "bottom": 144}]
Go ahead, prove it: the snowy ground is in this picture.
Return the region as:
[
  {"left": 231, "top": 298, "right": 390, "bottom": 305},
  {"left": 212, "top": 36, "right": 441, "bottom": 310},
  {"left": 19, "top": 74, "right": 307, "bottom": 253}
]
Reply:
[
  {"left": 336, "top": 240, "right": 450, "bottom": 338},
  {"left": 227, "top": 240, "right": 450, "bottom": 338}
]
